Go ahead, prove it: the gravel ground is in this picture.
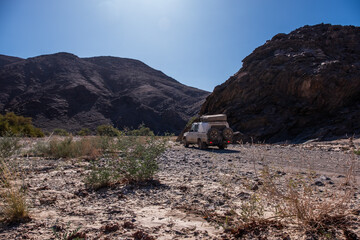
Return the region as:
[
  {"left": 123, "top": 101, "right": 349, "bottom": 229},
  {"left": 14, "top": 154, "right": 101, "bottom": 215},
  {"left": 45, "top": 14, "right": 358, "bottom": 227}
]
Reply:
[{"left": 0, "top": 140, "right": 359, "bottom": 239}]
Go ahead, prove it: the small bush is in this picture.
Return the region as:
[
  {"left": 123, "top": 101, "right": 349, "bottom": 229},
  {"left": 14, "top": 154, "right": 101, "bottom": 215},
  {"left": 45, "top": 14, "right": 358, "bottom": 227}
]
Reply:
[
  {"left": 85, "top": 165, "right": 114, "bottom": 190},
  {"left": 0, "top": 133, "right": 21, "bottom": 158},
  {"left": 77, "top": 128, "right": 91, "bottom": 136},
  {"left": 53, "top": 128, "right": 70, "bottom": 136},
  {"left": 85, "top": 135, "right": 168, "bottom": 189},
  {"left": 0, "top": 112, "right": 44, "bottom": 137},
  {"left": 117, "top": 136, "right": 166, "bottom": 182},
  {"left": 96, "top": 125, "right": 120, "bottom": 137},
  {"left": 125, "top": 123, "right": 154, "bottom": 136}
]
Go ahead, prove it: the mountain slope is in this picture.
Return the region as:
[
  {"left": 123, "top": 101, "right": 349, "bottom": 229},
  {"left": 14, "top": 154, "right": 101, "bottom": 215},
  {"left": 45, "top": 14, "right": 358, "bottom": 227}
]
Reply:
[
  {"left": 200, "top": 24, "right": 360, "bottom": 142},
  {"left": 0, "top": 52, "right": 209, "bottom": 134}
]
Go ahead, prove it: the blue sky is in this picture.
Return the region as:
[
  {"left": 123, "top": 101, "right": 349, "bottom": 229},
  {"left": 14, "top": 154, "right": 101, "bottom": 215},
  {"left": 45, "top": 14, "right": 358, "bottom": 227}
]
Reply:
[{"left": 1, "top": 0, "right": 359, "bottom": 91}]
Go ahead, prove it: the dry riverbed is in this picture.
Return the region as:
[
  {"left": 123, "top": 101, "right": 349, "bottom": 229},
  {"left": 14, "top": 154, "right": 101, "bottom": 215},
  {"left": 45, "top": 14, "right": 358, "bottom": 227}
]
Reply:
[{"left": 1, "top": 139, "right": 359, "bottom": 239}]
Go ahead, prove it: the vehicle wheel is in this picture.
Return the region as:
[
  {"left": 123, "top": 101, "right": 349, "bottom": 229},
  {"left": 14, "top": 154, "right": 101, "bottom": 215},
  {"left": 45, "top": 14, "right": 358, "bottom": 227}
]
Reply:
[
  {"left": 207, "top": 128, "right": 221, "bottom": 141},
  {"left": 222, "top": 128, "right": 233, "bottom": 141},
  {"left": 183, "top": 137, "right": 189, "bottom": 148},
  {"left": 198, "top": 139, "right": 206, "bottom": 150}
]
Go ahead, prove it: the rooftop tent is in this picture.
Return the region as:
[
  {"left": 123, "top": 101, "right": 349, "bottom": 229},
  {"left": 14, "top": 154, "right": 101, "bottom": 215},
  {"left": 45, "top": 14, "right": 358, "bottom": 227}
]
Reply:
[{"left": 200, "top": 114, "right": 227, "bottom": 122}]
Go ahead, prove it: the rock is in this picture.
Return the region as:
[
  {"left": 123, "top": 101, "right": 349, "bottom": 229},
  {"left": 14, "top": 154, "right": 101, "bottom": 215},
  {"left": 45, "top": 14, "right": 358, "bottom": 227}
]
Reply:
[
  {"left": 100, "top": 223, "right": 120, "bottom": 233},
  {"left": 199, "top": 24, "right": 360, "bottom": 143},
  {"left": 123, "top": 221, "right": 135, "bottom": 229},
  {"left": 238, "top": 192, "right": 251, "bottom": 200},
  {"left": 251, "top": 184, "right": 259, "bottom": 191},
  {"left": 133, "top": 230, "right": 155, "bottom": 240},
  {"left": 319, "top": 175, "right": 331, "bottom": 181},
  {"left": 0, "top": 53, "right": 209, "bottom": 134},
  {"left": 314, "top": 181, "right": 325, "bottom": 186}
]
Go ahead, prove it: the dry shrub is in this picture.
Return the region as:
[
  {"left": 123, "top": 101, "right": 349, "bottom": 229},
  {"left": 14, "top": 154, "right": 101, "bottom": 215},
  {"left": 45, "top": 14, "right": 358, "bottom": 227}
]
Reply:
[
  {"left": 76, "top": 137, "right": 101, "bottom": 161},
  {"left": 34, "top": 136, "right": 102, "bottom": 160},
  {"left": 0, "top": 139, "right": 29, "bottom": 224},
  {"left": 259, "top": 159, "right": 356, "bottom": 233},
  {"left": 1, "top": 188, "right": 29, "bottom": 223}
]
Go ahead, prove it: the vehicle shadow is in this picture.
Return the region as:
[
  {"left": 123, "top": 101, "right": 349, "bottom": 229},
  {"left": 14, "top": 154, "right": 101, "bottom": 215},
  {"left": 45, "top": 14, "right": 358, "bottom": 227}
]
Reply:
[{"left": 187, "top": 146, "right": 240, "bottom": 154}]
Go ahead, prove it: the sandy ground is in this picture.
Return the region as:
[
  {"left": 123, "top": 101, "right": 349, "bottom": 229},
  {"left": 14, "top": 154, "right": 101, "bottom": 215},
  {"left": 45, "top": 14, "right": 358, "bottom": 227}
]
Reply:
[{"left": 0, "top": 139, "right": 359, "bottom": 239}]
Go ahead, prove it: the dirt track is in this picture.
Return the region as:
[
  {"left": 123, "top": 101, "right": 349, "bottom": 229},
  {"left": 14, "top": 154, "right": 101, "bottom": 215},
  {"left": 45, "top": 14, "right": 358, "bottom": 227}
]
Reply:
[{"left": 1, "top": 140, "right": 359, "bottom": 239}]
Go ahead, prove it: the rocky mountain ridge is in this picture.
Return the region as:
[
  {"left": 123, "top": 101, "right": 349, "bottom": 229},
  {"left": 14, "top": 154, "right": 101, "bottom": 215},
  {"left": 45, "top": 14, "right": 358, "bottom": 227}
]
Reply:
[
  {"left": 0, "top": 52, "right": 209, "bottom": 134},
  {"left": 200, "top": 24, "right": 360, "bottom": 143}
]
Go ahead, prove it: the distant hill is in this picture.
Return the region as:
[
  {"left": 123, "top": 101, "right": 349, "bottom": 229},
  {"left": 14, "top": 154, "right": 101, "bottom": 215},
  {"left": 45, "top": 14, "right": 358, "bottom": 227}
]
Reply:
[
  {"left": 0, "top": 52, "right": 209, "bottom": 134},
  {"left": 200, "top": 24, "right": 360, "bottom": 142}
]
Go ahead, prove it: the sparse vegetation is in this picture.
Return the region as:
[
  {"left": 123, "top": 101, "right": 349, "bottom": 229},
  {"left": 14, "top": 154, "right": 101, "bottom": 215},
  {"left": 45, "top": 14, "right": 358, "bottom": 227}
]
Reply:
[
  {"left": 85, "top": 128, "right": 168, "bottom": 189},
  {"left": 34, "top": 137, "right": 101, "bottom": 160},
  {"left": 124, "top": 123, "right": 154, "bottom": 136},
  {"left": 0, "top": 112, "right": 44, "bottom": 137},
  {"left": 0, "top": 133, "right": 21, "bottom": 158},
  {"left": 259, "top": 165, "right": 355, "bottom": 229},
  {"left": 96, "top": 124, "right": 121, "bottom": 137},
  {"left": 52, "top": 221, "right": 85, "bottom": 240},
  {"left": 76, "top": 128, "right": 91, "bottom": 136},
  {"left": 53, "top": 128, "right": 70, "bottom": 136},
  {"left": 0, "top": 133, "right": 29, "bottom": 224}
]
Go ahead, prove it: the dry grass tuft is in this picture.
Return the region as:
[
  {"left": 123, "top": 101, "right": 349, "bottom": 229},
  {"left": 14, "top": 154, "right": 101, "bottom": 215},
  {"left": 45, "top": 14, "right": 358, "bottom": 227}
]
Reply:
[
  {"left": 0, "top": 136, "right": 29, "bottom": 224},
  {"left": 1, "top": 188, "right": 29, "bottom": 223}
]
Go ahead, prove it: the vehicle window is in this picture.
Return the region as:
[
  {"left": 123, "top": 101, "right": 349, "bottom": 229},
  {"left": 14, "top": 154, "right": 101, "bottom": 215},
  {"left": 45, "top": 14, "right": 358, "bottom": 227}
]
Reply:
[
  {"left": 190, "top": 124, "right": 196, "bottom": 132},
  {"left": 194, "top": 124, "right": 199, "bottom": 132}
]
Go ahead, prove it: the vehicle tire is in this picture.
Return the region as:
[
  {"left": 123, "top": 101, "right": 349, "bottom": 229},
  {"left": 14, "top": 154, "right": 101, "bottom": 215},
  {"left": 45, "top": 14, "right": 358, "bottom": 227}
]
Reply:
[
  {"left": 198, "top": 139, "right": 206, "bottom": 150},
  {"left": 222, "top": 127, "right": 233, "bottom": 141},
  {"left": 207, "top": 128, "right": 221, "bottom": 141},
  {"left": 183, "top": 137, "right": 189, "bottom": 148}
]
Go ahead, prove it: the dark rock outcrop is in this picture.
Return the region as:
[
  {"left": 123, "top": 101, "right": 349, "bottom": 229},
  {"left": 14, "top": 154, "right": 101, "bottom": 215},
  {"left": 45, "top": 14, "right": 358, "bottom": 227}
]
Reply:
[
  {"left": 200, "top": 24, "right": 360, "bottom": 143},
  {"left": 0, "top": 52, "right": 209, "bottom": 134}
]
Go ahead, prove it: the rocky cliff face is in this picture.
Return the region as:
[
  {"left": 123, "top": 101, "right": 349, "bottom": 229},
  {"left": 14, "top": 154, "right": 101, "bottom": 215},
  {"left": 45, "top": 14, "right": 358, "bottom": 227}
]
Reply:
[
  {"left": 200, "top": 24, "right": 360, "bottom": 143},
  {"left": 0, "top": 53, "right": 209, "bottom": 134}
]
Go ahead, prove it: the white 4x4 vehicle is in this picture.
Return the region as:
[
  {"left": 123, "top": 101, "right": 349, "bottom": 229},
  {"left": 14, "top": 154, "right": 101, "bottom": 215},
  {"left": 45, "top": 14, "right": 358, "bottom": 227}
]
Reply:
[{"left": 183, "top": 114, "right": 233, "bottom": 149}]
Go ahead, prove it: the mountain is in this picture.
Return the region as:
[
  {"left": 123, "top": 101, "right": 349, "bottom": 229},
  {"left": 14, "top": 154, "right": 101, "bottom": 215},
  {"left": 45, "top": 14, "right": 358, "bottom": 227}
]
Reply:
[
  {"left": 200, "top": 24, "right": 360, "bottom": 143},
  {"left": 0, "top": 52, "right": 209, "bottom": 134}
]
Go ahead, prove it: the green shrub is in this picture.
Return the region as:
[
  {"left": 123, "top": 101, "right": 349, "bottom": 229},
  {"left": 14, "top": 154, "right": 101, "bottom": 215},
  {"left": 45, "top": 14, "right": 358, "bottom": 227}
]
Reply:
[
  {"left": 117, "top": 136, "right": 166, "bottom": 182},
  {"left": 0, "top": 112, "right": 44, "bottom": 137},
  {"left": 85, "top": 135, "right": 168, "bottom": 189},
  {"left": 96, "top": 125, "right": 120, "bottom": 137},
  {"left": 85, "top": 165, "right": 114, "bottom": 190},
  {"left": 53, "top": 128, "right": 70, "bottom": 136},
  {"left": 77, "top": 128, "right": 91, "bottom": 136},
  {"left": 125, "top": 123, "right": 154, "bottom": 136}
]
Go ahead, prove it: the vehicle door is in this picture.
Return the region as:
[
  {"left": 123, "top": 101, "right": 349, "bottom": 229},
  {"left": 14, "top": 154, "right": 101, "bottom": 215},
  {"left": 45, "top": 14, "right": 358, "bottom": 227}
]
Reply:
[{"left": 188, "top": 123, "right": 199, "bottom": 143}]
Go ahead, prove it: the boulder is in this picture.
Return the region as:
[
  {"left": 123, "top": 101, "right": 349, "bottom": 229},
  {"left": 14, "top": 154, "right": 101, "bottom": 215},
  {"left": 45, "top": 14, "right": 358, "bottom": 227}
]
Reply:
[{"left": 200, "top": 24, "right": 360, "bottom": 143}]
